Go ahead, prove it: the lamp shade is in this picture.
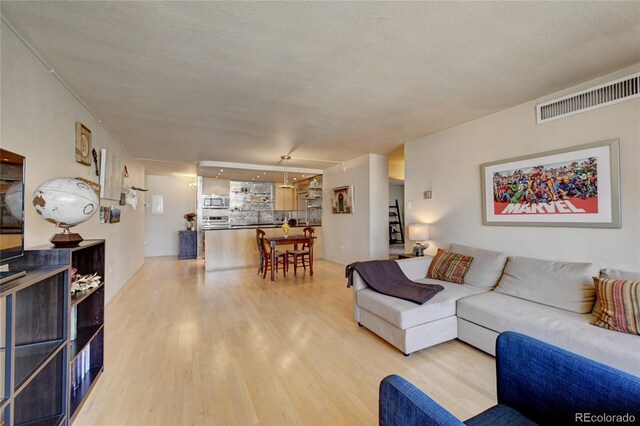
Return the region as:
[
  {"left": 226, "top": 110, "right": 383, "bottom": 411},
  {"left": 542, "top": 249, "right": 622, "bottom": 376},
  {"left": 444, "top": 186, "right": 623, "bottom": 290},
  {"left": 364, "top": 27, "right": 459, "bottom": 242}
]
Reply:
[{"left": 408, "top": 223, "right": 429, "bottom": 241}]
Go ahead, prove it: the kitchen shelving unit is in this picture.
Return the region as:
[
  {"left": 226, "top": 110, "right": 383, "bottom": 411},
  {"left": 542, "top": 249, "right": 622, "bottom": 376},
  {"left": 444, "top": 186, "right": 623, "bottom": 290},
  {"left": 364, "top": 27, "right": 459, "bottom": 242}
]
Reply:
[
  {"left": 1, "top": 240, "right": 105, "bottom": 425},
  {"left": 297, "top": 176, "right": 322, "bottom": 225}
]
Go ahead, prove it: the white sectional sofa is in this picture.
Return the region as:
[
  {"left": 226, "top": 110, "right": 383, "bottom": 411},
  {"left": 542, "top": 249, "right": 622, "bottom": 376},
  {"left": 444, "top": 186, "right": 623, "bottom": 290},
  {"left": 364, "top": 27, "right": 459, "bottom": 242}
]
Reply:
[{"left": 351, "top": 243, "right": 640, "bottom": 376}]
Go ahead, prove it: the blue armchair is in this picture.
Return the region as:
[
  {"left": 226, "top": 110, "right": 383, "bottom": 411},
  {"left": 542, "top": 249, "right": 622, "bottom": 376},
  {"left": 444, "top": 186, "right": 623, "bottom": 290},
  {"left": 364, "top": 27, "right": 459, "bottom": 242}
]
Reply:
[{"left": 379, "top": 332, "right": 640, "bottom": 425}]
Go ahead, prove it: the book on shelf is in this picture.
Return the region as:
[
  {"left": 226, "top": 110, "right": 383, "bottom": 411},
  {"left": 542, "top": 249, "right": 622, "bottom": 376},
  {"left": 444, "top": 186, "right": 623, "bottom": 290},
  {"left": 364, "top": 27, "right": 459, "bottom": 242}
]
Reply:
[
  {"left": 71, "top": 359, "right": 78, "bottom": 390},
  {"left": 84, "top": 345, "right": 91, "bottom": 375},
  {"left": 70, "top": 306, "right": 77, "bottom": 341}
]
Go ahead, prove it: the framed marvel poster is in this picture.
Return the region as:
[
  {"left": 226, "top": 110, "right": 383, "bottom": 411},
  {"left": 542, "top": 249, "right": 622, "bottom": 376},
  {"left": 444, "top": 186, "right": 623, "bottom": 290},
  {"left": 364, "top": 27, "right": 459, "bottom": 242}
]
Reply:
[{"left": 480, "top": 139, "right": 621, "bottom": 228}]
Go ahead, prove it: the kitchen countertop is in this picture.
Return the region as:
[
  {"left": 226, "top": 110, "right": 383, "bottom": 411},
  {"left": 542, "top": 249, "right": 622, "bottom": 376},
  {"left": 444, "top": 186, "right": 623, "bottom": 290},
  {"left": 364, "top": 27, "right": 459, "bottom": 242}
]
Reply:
[{"left": 203, "top": 224, "right": 321, "bottom": 231}]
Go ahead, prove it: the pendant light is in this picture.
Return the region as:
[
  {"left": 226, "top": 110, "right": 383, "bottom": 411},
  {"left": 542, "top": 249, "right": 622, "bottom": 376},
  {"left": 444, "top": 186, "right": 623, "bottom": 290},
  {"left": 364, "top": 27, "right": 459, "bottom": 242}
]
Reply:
[{"left": 280, "top": 155, "right": 294, "bottom": 189}]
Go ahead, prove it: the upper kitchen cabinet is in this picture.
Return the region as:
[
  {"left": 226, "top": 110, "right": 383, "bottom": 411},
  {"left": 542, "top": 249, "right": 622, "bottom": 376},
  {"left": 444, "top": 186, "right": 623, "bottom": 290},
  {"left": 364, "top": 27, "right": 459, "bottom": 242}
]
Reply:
[
  {"left": 275, "top": 185, "right": 297, "bottom": 211},
  {"left": 203, "top": 178, "right": 230, "bottom": 195}
]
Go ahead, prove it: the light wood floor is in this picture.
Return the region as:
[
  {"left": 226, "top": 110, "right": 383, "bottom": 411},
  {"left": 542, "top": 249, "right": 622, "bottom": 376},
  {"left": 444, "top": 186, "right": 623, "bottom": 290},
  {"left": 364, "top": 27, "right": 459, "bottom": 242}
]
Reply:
[{"left": 74, "top": 258, "right": 496, "bottom": 425}]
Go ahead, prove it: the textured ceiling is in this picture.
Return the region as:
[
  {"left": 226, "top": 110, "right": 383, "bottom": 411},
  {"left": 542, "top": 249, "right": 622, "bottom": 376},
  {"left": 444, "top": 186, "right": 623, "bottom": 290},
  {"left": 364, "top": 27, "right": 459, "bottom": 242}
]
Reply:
[{"left": 2, "top": 2, "right": 640, "bottom": 172}]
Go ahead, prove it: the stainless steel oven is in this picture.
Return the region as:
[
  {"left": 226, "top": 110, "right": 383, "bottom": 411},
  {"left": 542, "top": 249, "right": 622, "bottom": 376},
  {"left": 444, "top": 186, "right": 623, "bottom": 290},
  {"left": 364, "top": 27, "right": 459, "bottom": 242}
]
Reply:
[{"left": 202, "top": 215, "right": 230, "bottom": 229}]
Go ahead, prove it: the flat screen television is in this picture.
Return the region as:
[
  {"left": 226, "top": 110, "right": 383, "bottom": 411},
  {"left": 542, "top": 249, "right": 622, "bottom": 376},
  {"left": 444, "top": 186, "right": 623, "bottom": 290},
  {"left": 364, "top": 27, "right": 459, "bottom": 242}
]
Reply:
[{"left": 0, "top": 149, "right": 26, "bottom": 283}]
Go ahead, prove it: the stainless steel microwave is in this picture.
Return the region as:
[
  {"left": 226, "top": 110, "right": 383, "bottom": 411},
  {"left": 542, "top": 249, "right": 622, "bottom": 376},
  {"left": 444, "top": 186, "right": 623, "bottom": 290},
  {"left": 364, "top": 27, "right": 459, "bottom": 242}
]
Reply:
[{"left": 203, "top": 195, "right": 229, "bottom": 209}]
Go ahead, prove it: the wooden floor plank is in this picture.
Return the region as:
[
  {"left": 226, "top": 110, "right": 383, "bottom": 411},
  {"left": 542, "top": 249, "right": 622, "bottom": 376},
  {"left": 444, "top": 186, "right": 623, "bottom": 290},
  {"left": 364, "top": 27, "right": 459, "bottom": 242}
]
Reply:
[{"left": 73, "top": 257, "right": 496, "bottom": 425}]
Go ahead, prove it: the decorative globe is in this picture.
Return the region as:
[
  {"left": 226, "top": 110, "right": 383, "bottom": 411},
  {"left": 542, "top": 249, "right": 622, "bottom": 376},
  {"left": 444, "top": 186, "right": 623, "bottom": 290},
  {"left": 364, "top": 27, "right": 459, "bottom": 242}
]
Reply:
[{"left": 32, "top": 178, "right": 99, "bottom": 227}]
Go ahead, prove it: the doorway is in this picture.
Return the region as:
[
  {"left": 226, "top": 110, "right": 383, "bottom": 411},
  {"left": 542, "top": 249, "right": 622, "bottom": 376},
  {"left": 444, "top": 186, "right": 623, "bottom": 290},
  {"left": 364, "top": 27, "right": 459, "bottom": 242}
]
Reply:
[{"left": 389, "top": 181, "right": 405, "bottom": 256}]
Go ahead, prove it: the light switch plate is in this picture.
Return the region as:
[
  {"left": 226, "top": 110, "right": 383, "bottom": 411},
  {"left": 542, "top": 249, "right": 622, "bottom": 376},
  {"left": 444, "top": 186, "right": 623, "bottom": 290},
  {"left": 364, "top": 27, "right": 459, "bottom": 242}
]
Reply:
[{"left": 151, "top": 195, "right": 164, "bottom": 214}]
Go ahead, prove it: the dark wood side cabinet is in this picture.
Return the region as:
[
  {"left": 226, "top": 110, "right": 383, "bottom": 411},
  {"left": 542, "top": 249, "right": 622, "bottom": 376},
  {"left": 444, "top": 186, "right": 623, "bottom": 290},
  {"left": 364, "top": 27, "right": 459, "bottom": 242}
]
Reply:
[
  {"left": 179, "top": 231, "right": 197, "bottom": 259},
  {"left": 1, "top": 240, "right": 105, "bottom": 425}
]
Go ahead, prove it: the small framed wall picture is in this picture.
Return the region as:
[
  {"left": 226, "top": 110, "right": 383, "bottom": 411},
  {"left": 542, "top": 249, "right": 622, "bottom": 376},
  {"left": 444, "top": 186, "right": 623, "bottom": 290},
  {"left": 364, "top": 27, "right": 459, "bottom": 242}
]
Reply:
[
  {"left": 109, "top": 208, "right": 121, "bottom": 223},
  {"left": 331, "top": 185, "right": 354, "bottom": 214},
  {"left": 99, "top": 206, "right": 110, "bottom": 224},
  {"left": 75, "top": 122, "right": 92, "bottom": 165}
]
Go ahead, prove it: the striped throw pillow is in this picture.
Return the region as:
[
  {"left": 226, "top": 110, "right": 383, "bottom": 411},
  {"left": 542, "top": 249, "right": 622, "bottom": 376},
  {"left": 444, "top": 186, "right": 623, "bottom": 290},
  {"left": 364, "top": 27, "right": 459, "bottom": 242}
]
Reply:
[
  {"left": 427, "top": 248, "right": 474, "bottom": 284},
  {"left": 591, "top": 277, "right": 640, "bottom": 336}
]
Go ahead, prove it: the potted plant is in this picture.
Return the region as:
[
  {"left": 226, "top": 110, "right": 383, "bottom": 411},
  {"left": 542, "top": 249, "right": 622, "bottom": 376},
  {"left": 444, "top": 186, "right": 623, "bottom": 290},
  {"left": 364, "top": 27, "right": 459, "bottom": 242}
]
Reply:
[{"left": 184, "top": 212, "right": 196, "bottom": 230}]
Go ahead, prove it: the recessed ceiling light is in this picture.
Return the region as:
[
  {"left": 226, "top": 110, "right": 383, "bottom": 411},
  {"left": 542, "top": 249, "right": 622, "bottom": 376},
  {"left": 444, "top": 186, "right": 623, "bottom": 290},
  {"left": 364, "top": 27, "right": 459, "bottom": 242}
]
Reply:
[
  {"left": 263, "top": 172, "right": 266, "bottom": 175},
  {"left": 220, "top": 169, "right": 224, "bottom": 172},
  {"left": 293, "top": 178, "right": 297, "bottom": 180},
  {"left": 302, "top": 175, "right": 305, "bottom": 177}
]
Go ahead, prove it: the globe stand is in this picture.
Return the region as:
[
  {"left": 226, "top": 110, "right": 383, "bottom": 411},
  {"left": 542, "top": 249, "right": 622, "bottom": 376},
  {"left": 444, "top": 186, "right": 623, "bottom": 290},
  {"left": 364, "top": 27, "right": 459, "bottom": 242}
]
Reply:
[{"left": 50, "top": 225, "right": 83, "bottom": 248}]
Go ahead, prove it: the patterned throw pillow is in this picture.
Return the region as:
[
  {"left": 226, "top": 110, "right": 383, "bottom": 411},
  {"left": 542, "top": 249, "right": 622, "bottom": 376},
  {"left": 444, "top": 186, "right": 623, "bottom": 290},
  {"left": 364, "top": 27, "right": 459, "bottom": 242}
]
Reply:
[
  {"left": 591, "top": 277, "right": 640, "bottom": 336},
  {"left": 427, "top": 248, "right": 474, "bottom": 284}
]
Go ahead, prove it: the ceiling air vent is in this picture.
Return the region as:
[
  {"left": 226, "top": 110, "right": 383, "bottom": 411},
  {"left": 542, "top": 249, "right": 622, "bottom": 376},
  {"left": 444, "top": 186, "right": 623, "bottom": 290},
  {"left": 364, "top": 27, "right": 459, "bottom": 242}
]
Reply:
[{"left": 536, "top": 72, "right": 640, "bottom": 124}]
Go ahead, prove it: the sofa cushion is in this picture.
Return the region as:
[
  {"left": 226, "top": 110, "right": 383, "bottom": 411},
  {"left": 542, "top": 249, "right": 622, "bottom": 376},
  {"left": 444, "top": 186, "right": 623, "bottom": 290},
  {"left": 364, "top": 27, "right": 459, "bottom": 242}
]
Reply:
[
  {"left": 449, "top": 243, "right": 508, "bottom": 290},
  {"left": 427, "top": 249, "right": 474, "bottom": 284},
  {"left": 593, "top": 268, "right": 640, "bottom": 317},
  {"left": 357, "top": 279, "right": 485, "bottom": 329},
  {"left": 396, "top": 256, "right": 432, "bottom": 281},
  {"left": 591, "top": 277, "right": 640, "bottom": 336},
  {"left": 494, "top": 256, "right": 599, "bottom": 313},
  {"left": 600, "top": 268, "right": 640, "bottom": 280},
  {"left": 457, "top": 292, "right": 640, "bottom": 376}
]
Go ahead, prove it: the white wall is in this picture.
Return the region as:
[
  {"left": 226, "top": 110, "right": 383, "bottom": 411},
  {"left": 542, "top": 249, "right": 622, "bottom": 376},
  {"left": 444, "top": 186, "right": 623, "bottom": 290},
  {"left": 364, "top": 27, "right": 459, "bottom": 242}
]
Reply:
[
  {"left": 144, "top": 175, "right": 196, "bottom": 257},
  {"left": 1, "top": 22, "right": 146, "bottom": 303},
  {"left": 405, "top": 67, "right": 640, "bottom": 272},
  {"left": 322, "top": 154, "right": 389, "bottom": 264}
]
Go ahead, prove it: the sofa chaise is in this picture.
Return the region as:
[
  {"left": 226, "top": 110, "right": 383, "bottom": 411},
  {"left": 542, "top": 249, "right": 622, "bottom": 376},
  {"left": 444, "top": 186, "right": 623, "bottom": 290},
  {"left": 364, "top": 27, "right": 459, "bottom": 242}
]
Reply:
[{"left": 351, "top": 243, "right": 640, "bottom": 376}]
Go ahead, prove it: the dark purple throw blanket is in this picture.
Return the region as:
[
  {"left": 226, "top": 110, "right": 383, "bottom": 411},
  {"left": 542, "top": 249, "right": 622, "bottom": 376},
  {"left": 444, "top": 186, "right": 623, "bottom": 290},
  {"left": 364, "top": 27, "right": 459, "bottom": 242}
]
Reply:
[{"left": 345, "top": 260, "right": 444, "bottom": 304}]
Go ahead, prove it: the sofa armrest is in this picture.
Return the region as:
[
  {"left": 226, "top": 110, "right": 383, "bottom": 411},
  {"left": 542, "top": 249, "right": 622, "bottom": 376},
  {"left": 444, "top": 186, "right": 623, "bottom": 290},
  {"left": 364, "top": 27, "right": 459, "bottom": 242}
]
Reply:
[
  {"left": 350, "top": 270, "right": 369, "bottom": 292},
  {"left": 379, "top": 375, "right": 464, "bottom": 426},
  {"left": 496, "top": 332, "right": 640, "bottom": 423},
  {"left": 395, "top": 256, "right": 433, "bottom": 280}
]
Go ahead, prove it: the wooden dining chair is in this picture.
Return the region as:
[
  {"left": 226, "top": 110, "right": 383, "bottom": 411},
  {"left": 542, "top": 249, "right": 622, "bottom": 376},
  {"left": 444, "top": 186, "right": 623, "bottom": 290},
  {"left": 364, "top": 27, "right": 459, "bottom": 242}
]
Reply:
[
  {"left": 256, "top": 229, "right": 265, "bottom": 276},
  {"left": 287, "top": 226, "right": 314, "bottom": 276},
  {"left": 257, "top": 229, "right": 288, "bottom": 279}
]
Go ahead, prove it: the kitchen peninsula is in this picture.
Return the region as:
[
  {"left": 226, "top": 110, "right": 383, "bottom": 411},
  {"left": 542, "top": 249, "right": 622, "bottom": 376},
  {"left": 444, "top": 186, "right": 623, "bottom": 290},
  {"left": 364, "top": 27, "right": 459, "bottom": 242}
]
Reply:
[{"left": 204, "top": 225, "right": 322, "bottom": 271}]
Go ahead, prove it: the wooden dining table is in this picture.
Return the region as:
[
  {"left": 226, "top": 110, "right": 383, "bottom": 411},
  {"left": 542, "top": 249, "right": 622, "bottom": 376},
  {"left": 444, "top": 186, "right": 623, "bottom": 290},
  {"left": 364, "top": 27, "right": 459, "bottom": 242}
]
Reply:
[{"left": 263, "top": 234, "right": 314, "bottom": 281}]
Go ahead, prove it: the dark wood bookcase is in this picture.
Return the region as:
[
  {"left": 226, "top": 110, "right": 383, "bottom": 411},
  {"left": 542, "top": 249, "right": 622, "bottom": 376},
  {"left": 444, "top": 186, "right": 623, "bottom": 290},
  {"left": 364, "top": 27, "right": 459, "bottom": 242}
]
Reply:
[{"left": 1, "top": 240, "right": 105, "bottom": 426}]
